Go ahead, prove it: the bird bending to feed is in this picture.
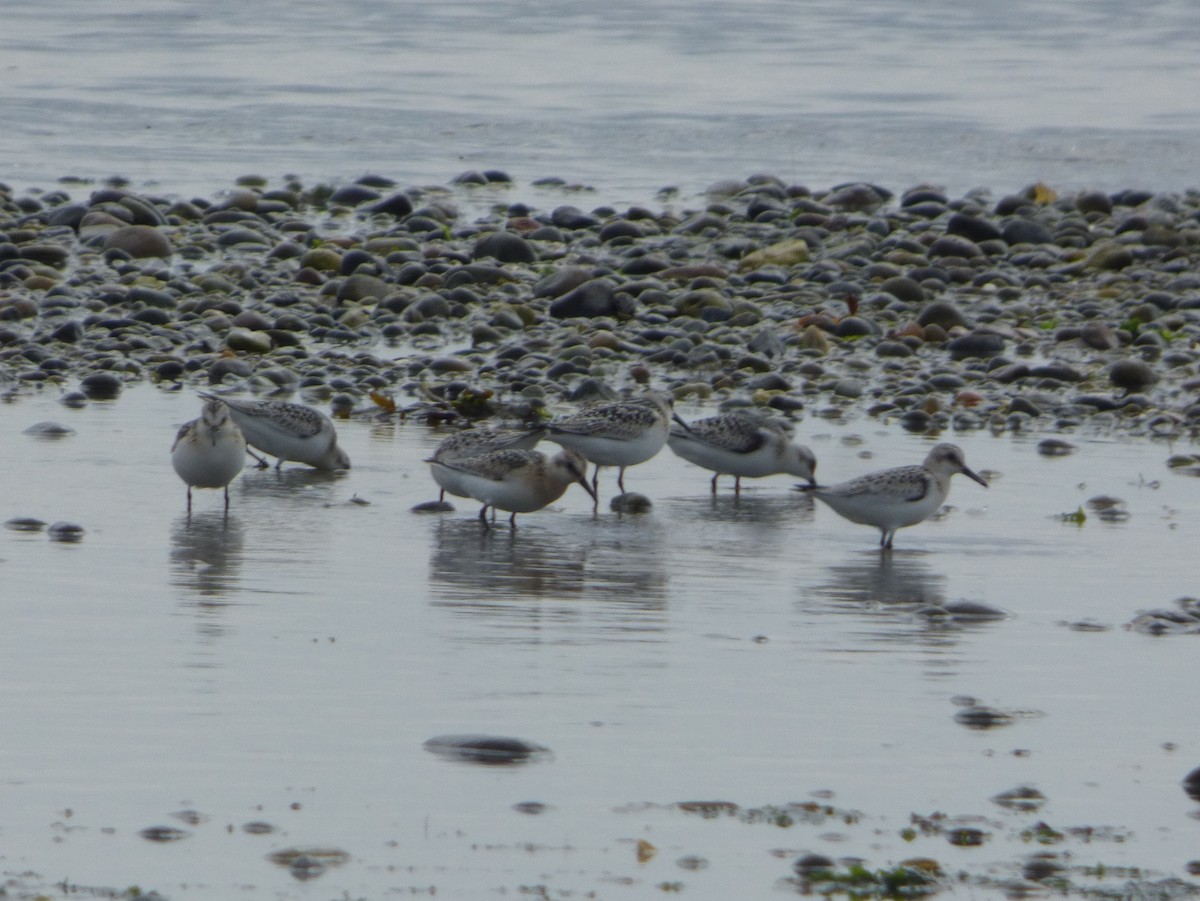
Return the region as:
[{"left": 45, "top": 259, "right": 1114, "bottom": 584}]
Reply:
[
  {"left": 542, "top": 392, "right": 672, "bottom": 508},
  {"left": 668, "top": 412, "right": 817, "bottom": 495},
  {"left": 801, "top": 443, "right": 987, "bottom": 548},
  {"left": 429, "top": 447, "right": 595, "bottom": 528},
  {"left": 426, "top": 427, "right": 545, "bottom": 503},
  {"left": 200, "top": 393, "right": 350, "bottom": 471},
  {"left": 171, "top": 398, "right": 247, "bottom": 513}
]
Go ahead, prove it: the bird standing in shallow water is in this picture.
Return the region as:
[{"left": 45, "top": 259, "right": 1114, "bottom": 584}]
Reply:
[
  {"left": 171, "top": 398, "right": 247, "bottom": 513},
  {"left": 801, "top": 443, "right": 987, "bottom": 548},
  {"left": 542, "top": 392, "right": 672, "bottom": 509},
  {"left": 430, "top": 447, "right": 596, "bottom": 528},
  {"left": 668, "top": 411, "right": 817, "bottom": 496},
  {"left": 201, "top": 393, "right": 350, "bottom": 471},
  {"left": 426, "top": 427, "right": 545, "bottom": 503}
]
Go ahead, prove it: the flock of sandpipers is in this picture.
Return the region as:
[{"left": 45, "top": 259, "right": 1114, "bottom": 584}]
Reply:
[{"left": 172, "top": 391, "right": 987, "bottom": 548}]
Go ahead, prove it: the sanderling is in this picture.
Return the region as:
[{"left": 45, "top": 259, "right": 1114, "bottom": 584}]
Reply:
[
  {"left": 171, "top": 398, "right": 247, "bottom": 512},
  {"left": 425, "top": 426, "right": 545, "bottom": 502},
  {"left": 668, "top": 411, "right": 817, "bottom": 495},
  {"left": 201, "top": 393, "right": 350, "bottom": 471},
  {"left": 430, "top": 447, "right": 596, "bottom": 528},
  {"left": 801, "top": 443, "right": 987, "bottom": 548},
  {"left": 543, "top": 392, "right": 672, "bottom": 506}
]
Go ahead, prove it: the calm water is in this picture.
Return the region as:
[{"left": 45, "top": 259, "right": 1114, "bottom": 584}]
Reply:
[
  {"left": 3, "top": 0, "right": 1200, "bottom": 202},
  {"left": 2, "top": 384, "right": 1200, "bottom": 897}
]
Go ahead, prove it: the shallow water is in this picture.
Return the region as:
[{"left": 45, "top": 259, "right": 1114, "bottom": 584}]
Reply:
[
  {"left": 3, "top": 383, "right": 1200, "bottom": 897},
  {"left": 3, "top": 0, "right": 1200, "bottom": 202}
]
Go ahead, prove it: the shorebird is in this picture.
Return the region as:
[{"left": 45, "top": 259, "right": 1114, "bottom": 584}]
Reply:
[
  {"left": 801, "top": 443, "right": 987, "bottom": 548},
  {"left": 201, "top": 393, "right": 350, "bottom": 471},
  {"left": 429, "top": 447, "right": 596, "bottom": 528},
  {"left": 668, "top": 411, "right": 817, "bottom": 495},
  {"left": 542, "top": 392, "right": 672, "bottom": 508},
  {"left": 171, "top": 398, "right": 247, "bottom": 513},
  {"left": 426, "top": 426, "right": 545, "bottom": 502}
]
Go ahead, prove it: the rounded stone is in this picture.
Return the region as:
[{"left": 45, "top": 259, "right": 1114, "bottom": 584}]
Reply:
[
  {"left": 1002, "top": 219, "right": 1054, "bottom": 245},
  {"left": 928, "top": 234, "right": 982, "bottom": 258},
  {"left": 549, "top": 279, "right": 620, "bottom": 319},
  {"left": 472, "top": 231, "right": 536, "bottom": 263},
  {"left": 103, "top": 225, "right": 172, "bottom": 258},
  {"left": 917, "top": 301, "right": 968, "bottom": 330},
  {"left": 1109, "top": 358, "right": 1157, "bottom": 392},
  {"left": 945, "top": 212, "right": 1003, "bottom": 244},
  {"left": 947, "top": 333, "right": 1005, "bottom": 360}
]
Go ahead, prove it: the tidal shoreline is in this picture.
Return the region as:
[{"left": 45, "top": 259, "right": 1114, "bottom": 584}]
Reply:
[{"left": 1, "top": 173, "right": 1198, "bottom": 450}]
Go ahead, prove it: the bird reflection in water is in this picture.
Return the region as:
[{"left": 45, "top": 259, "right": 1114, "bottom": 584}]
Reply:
[
  {"left": 807, "top": 550, "right": 1007, "bottom": 659},
  {"left": 427, "top": 518, "right": 668, "bottom": 643},
  {"left": 816, "top": 551, "right": 947, "bottom": 610},
  {"left": 169, "top": 511, "right": 245, "bottom": 606}
]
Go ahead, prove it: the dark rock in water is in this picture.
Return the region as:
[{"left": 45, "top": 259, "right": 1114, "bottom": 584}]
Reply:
[
  {"left": 947, "top": 333, "right": 1004, "bottom": 360},
  {"left": 1037, "top": 438, "right": 1076, "bottom": 457},
  {"left": 611, "top": 492, "right": 652, "bottom": 514},
  {"left": 423, "top": 734, "right": 551, "bottom": 765},
  {"left": 80, "top": 371, "right": 122, "bottom": 399},
  {"left": 900, "top": 409, "right": 932, "bottom": 432},
  {"left": 412, "top": 500, "right": 455, "bottom": 513},
  {"left": 5, "top": 517, "right": 47, "bottom": 532},
  {"left": 1110, "top": 358, "right": 1157, "bottom": 392},
  {"left": 991, "top": 786, "right": 1047, "bottom": 812},
  {"left": 48, "top": 521, "right": 85, "bottom": 542},
  {"left": 939, "top": 600, "right": 1008, "bottom": 621},
  {"left": 473, "top": 231, "right": 536, "bottom": 263},
  {"left": 793, "top": 852, "right": 836, "bottom": 876},
  {"left": 23, "top": 421, "right": 75, "bottom": 438},
  {"left": 1023, "top": 855, "right": 1066, "bottom": 882},
  {"left": 1183, "top": 766, "right": 1200, "bottom": 802},
  {"left": 139, "top": 826, "right": 189, "bottom": 843},
  {"left": 953, "top": 705, "right": 1013, "bottom": 729}
]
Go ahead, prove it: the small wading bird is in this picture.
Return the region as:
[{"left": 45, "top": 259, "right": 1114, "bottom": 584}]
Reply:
[
  {"left": 667, "top": 411, "right": 817, "bottom": 496},
  {"left": 800, "top": 443, "right": 987, "bottom": 548},
  {"left": 426, "top": 427, "right": 546, "bottom": 503},
  {"left": 201, "top": 393, "right": 350, "bottom": 471},
  {"left": 171, "top": 398, "right": 247, "bottom": 513},
  {"left": 428, "top": 447, "right": 596, "bottom": 529},
  {"left": 541, "top": 392, "right": 672, "bottom": 509}
]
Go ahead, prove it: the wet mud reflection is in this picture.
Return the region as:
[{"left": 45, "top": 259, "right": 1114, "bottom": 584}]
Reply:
[
  {"left": 427, "top": 518, "right": 668, "bottom": 642},
  {"left": 169, "top": 512, "right": 245, "bottom": 601}
]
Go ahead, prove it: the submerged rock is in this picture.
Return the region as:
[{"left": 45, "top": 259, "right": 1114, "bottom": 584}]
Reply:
[{"left": 423, "top": 734, "right": 551, "bottom": 765}]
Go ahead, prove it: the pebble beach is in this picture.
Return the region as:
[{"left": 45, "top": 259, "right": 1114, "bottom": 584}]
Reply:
[{"left": 2, "top": 173, "right": 1197, "bottom": 450}]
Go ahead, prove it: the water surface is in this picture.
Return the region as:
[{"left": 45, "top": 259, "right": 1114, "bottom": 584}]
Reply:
[{"left": 2, "top": 385, "right": 1199, "bottom": 896}]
